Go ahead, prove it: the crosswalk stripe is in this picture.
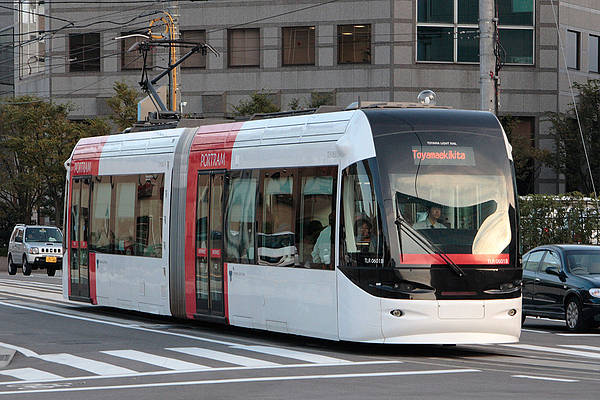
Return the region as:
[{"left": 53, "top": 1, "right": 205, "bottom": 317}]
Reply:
[
  {"left": 512, "top": 374, "right": 578, "bottom": 383},
  {"left": 502, "top": 344, "right": 600, "bottom": 359},
  {"left": 559, "top": 344, "right": 600, "bottom": 352},
  {"left": 39, "top": 354, "right": 137, "bottom": 375},
  {"left": 101, "top": 350, "right": 210, "bottom": 371},
  {"left": 230, "top": 345, "right": 350, "bottom": 364},
  {"left": 0, "top": 368, "right": 63, "bottom": 381},
  {"left": 167, "top": 347, "right": 280, "bottom": 367}
]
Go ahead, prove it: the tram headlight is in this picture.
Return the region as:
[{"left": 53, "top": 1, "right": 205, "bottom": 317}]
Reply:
[
  {"left": 507, "top": 309, "right": 517, "bottom": 317},
  {"left": 390, "top": 309, "right": 404, "bottom": 318},
  {"left": 28, "top": 247, "right": 39, "bottom": 254},
  {"left": 589, "top": 288, "right": 600, "bottom": 298}
]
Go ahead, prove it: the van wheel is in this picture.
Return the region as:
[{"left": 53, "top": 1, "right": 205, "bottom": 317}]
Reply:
[
  {"left": 22, "top": 257, "right": 32, "bottom": 276},
  {"left": 565, "top": 298, "right": 588, "bottom": 332},
  {"left": 47, "top": 267, "right": 56, "bottom": 277},
  {"left": 7, "top": 255, "right": 16, "bottom": 275}
]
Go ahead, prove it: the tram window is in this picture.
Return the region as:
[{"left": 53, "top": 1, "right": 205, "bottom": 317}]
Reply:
[
  {"left": 90, "top": 176, "right": 112, "bottom": 253},
  {"left": 225, "top": 170, "right": 257, "bottom": 264},
  {"left": 298, "top": 167, "right": 337, "bottom": 270},
  {"left": 89, "top": 173, "right": 164, "bottom": 258},
  {"left": 136, "top": 174, "right": 164, "bottom": 258},
  {"left": 111, "top": 176, "right": 137, "bottom": 256},
  {"left": 340, "top": 160, "right": 384, "bottom": 267},
  {"left": 258, "top": 169, "right": 296, "bottom": 267}
]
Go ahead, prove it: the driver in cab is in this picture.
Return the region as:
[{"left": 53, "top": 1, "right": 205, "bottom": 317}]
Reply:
[{"left": 413, "top": 205, "right": 447, "bottom": 229}]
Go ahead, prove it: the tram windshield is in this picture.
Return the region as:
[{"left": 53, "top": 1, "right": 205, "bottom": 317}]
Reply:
[{"left": 376, "top": 129, "right": 515, "bottom": 262}]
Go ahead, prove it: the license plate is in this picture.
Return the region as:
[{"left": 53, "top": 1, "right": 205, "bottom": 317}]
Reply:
[{"left": 46, "top": 256, "right": 57, "bottom": 263}]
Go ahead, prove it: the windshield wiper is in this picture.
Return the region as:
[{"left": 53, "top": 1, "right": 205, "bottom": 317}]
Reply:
[{"left": 394, "top": 217, "right": 465, "bottom": 278}]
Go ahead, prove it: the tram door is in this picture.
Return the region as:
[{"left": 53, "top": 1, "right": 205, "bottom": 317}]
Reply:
[
  {"left": 195, "top": 171, "right": 225, "bottom": 316},
  {"left": 70, "top": 177, "right": 91, "bottom": 300}
]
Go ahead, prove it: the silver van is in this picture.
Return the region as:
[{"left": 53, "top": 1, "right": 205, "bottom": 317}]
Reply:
[{"left": 7, "top": 225, "right": 63, "bottom": 276}]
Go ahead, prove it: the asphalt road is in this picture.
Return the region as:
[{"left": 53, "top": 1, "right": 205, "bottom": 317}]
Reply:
[{"left": 1, "top": 272, "right": 599, "bottom": 400}]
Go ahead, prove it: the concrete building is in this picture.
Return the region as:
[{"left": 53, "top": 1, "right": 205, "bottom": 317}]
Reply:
[{"left": 11, "top": 0, "right": 600, "bottom": 194}]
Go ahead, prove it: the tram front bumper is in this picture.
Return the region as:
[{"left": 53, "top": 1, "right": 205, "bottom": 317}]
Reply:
[{"left": 380, "top": 297, "right": 522, "bottom": 344}]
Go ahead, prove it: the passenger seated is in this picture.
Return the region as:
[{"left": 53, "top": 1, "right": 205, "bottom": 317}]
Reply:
[{"left": 312, "top": 213, "right": 334, "bottom": 265}]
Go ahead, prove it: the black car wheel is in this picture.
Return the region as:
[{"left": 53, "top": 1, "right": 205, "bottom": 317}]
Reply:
[
  {"left": 565, "top": 298, "right": 588, "bottom": 332},
  {"left": 7, "top": 255, "right": 16, "bottom": 275},
  {"left": 22, "top": 256, "right": 32, "bottom": 276}
]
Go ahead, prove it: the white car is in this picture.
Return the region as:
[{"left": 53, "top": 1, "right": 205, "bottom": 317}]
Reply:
[{"left": 7, "top": 224, "right": 63, "bottom": 276}]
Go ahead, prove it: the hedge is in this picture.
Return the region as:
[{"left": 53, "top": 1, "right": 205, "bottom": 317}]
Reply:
[{"left": 519, "top": 193, "right": 600, "bottom": 252}]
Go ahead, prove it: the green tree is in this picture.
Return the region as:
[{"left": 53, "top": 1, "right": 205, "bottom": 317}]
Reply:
[
  {"left": 308, "top": 91, "right": 335, "bottom": 108},
  {"left": 232, "top": 92, "right": 280, "bottom": 117},
  {"left": 548, "top": 79, "right": 600, "bottom": 194},
  {"left": 0, "top": 96, "right": 109, "bottom": 239},
  {"left": 106, "top": 81, "right": 140, "bottom": 131},
  {"left": 500, "top": 116, "right": 552, "bottom": 195}
]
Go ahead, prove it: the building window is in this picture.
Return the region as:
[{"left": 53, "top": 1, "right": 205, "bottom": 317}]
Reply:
[
  {"left": 228, "top": 28, "right": 260, "bottom": 67},
  {"left": 121, "top": 32, "right": 148, "bottom": 70},
  {"left": 282, "top": 26, "right": 315, "bottom": 66},
  {"left": 589, "top": 34, "right": 599, "bottom": 73},
  {"left": 18, "top": 2, "right": 45, "bottom": 77},
  {"left": 566, "top": 30, "right": 580, "bottom": 70},
  {"left": 69, "top": 33, "right": 101, "bottom": 72},
  {"left": 337, "top": 24, "right": 371, "bottom": 64},
  {"left": 417, "top": 0, "right": 534, "bottom": 64},
  {"left": 181, "top": 30, "right": 207, "bottom": 69}
]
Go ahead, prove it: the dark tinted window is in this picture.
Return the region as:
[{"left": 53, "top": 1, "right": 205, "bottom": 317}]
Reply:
[
  {"left": 566, "top": 250, "right": 600, "bottom": 275},
  {"left": 540, "top": 251, "right": 561, "bottom": 274},
  {"left": 337, "top": 24, "right": 371, "bottom": 64},
  {"left": 69, "top": 33, "right": 101, "bottom": 72},
  {"left": 524, "top": 250, "right": 544, "bottom": 272}
]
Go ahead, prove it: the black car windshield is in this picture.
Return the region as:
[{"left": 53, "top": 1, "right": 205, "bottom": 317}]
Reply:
[
  {"left": 566, "top": 250, "right": 600, "bottom": 275},
  {"left": 25, "top": 228, "right": 63, "bottom": 243}
]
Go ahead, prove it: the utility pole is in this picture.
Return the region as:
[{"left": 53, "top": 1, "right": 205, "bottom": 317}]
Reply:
[{"left": 479, "top": 0, "right": 496, "bottom": 113}]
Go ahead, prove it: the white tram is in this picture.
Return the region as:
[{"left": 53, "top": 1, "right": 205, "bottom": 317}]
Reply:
[{"left": 64, "top": 106, "right": 522, "bottom": 344}]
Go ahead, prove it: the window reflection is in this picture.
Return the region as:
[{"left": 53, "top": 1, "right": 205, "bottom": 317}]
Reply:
[{"left": 393, "top": 174, "right": 511, "bottom": 254}]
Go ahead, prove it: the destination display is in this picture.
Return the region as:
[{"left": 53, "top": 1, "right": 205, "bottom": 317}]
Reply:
[{"left": 412, "top": 146, "right": 476, "bottom": 166}]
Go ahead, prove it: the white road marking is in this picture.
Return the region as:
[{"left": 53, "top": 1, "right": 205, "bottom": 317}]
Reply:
[
  {"left": 0, "top": 369, "right": 480, "bottom": 395},
  {"left": 512, "top": 375, "right": 578, "bottom": 383},
  {"left": 230, "top": 345, "right": 350, "bottom": 364},
  {"left": 168, "top": 347, "right": 280, "bottom": 367},
  {"left": 0, "top": 301, "right": 238, "bottom": 346},
  {"left": 0, "top": 368, "right": 62, "bottom": 381},
  {"left": 39, "top": 354, "right": 136, "bottom": 376},
  {"left": 556, "top": 333, "right": 600, "bottom": 337},
  {"left": 0, "top": 361, "right": 400, "bottom": 386},
  {"left": 502, "top": 344, "right": 600, "bottom": 359},
  {"left": 521, "top": 329, "right": 550, "bottom": 334},
  {"left": 101, "top": 350, "right": 210, "bottom": 371},
  {"left": 560, "top": 345, "right": 600, "bottom": 352}
]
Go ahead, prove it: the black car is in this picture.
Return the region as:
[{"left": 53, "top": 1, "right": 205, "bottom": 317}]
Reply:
[{"left": 522, "top": 244, "right": 600, "bottom": 331}]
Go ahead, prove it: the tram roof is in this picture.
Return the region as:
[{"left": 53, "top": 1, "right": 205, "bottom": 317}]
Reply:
[{"left": 362, "top": 108, "right": 501, "bottom": 137}]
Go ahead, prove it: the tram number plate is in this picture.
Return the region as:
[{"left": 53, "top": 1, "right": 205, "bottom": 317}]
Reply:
[{"left": 46, "top": 256, "right": 57, "bottom": 263}]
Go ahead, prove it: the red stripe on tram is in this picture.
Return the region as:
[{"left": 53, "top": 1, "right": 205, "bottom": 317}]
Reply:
[
  {"left": 184, "top": 122, "right": 244, "bottom": 319},
  {"left": 398, "top": 254, "right": 510, "bottom": 265},
  {"left": 89, "top": 252, "right": 97, "bottom": 304}
]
